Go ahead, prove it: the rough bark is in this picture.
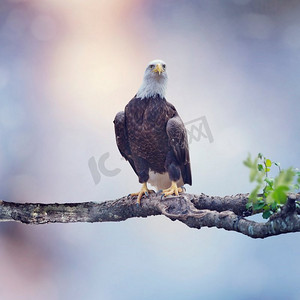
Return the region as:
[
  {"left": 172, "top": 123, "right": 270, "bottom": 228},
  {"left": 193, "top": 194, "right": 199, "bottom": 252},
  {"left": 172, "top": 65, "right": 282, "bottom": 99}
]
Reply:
[{"left": 0, "top": 193, "right": 299, "bottom": 239}]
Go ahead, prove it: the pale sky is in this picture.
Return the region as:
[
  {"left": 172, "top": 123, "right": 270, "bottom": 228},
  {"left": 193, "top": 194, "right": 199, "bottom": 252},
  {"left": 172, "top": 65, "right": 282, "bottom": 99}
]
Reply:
[{"left": 0, "top": 1, "right": 300, "bottom": 299}]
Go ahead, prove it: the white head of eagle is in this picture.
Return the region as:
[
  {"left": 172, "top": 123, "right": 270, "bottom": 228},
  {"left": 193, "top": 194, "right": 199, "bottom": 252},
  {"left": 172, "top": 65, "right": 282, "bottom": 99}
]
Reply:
[{"left": 136, "top": 59, "right": 168, "bottom": 100}]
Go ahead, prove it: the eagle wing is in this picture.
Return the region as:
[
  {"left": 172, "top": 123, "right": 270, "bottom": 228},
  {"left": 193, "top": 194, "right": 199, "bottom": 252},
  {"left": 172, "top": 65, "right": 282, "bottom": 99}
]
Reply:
[
  {"left": 113, "top": 111, "right": 138, "bottom": 175},
  {"left": 166, "top": 114, "right": 192, "bottom": 185}
]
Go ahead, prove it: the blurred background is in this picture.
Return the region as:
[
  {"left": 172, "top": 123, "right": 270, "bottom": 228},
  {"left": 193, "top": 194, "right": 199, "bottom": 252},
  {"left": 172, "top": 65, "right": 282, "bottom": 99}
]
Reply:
[{"left": 0, "top": 0, "right": 300, "bottom": 299}]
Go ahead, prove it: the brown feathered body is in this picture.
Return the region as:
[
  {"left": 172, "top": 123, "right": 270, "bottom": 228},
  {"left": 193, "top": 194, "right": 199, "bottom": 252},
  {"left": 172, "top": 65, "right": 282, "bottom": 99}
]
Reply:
[
  {"left": 127, "top": 96, "right": 173, "bottom": 172},
  {"left": 114, "top": 94, "right": 192, "bottom": 190}
]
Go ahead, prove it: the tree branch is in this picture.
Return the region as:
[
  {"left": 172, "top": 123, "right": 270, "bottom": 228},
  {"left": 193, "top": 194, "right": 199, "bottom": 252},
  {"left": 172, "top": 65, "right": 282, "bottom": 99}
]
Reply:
[{"left": 0, "top": 193, "right": 299, "bottom": 239}]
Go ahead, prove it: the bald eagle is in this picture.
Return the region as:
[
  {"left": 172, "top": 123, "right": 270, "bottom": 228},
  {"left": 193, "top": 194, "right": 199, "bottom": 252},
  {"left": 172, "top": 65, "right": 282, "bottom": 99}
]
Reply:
[{"left": 114, "top": 59, "right": 192, "bottom": 204}]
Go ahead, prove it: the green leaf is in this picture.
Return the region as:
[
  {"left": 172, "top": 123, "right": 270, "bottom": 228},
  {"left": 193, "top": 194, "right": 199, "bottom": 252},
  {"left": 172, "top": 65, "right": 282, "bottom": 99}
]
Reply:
[
  {"left": 272, "top": 185, "right": 289, "bottom": 204},
  {"left": 275, "top": 167, "right": 295, "bottom": 187},
  {"left": 246, "top": 202, "right": 252, "bottom": 209},
  {"left": 253, "top": 201, "right": 265, "bottom": 211},
  {"left": 263, "top": 185, "right": 273, "bottom": 194},
  {"left": 250, "top": 169, "right": 257, "bottom": 182},
  {"left": 265, "top": 167, "right": 271, "bottom": 172},
  {"left": 262, "top": 205, "right": 269, "bottom": 211},
  {"left": 243, "top": 154, "right": 252, "bottom": 168},
  {"left": 265, "top": 159, "right": 272, "bottom": 167},
  {"left": 264, "top": 177, "right": 274, "bottom": 187},
  {"left": 271, "top": 202, "right": 277, "bottom": 211},
  {"left": 249, "top": 185, "right": 262, "bottom": 203},
  {"left": 244, "top": 154, "right": 266, "bottom": 203},
  {"left": 258, "top": 153, "right": 263, "bottom": 159},
  {"left": 258, "top": 164, "right": 264, "bottom": 171},
  {"left": 262, "top": 210, "right": 272, "bottom": 219}
]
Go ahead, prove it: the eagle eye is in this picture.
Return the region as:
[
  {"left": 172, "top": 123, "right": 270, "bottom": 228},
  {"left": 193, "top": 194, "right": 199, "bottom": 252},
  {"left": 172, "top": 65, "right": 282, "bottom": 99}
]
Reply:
[
  {"left": 149, "top": 64, "right": 154, "bottom": 69},
  {"left": 162, "top": 64, "right": 166, "bottom": 69}
]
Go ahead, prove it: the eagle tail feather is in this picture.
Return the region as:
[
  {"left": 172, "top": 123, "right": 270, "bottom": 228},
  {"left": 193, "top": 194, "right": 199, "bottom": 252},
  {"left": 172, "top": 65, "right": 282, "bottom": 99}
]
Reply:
[{"left": 181, "top": 163, "right": 192, "bottom": 186}]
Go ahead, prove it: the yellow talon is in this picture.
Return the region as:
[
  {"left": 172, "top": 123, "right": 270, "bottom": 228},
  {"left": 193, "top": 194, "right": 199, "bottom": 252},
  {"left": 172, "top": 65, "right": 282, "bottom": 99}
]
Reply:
[
  {"left": 162, "top": 181, "right": 183, "bottom": 197},
  {"left": 131, "top": 183, "right": 152, "bottom": 205}
]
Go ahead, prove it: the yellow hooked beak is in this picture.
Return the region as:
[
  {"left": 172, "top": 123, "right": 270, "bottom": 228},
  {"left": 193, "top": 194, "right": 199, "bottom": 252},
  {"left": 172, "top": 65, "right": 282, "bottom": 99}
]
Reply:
[{"left": 152, "top": 63, "right": 164, "bottom": 75}]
